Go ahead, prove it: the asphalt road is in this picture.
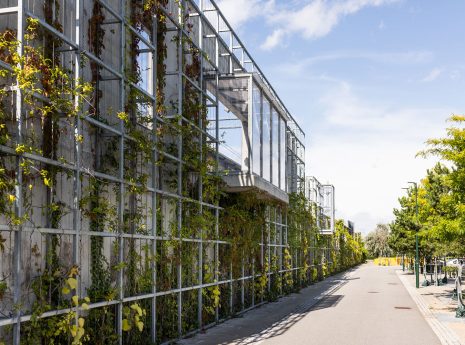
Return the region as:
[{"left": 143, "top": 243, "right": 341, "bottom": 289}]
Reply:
[{"left": 181, "top": 263, "right": 442, "bottom": 345}]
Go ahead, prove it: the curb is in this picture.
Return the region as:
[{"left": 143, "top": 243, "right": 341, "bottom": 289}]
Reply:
[{"left": 397, "top": 271, "right": 463, "bottom": 345}]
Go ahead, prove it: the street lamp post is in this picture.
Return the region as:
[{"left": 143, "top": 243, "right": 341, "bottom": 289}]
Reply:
[{"left": 408, "top": 181, "right": 420, "bottom": 289}]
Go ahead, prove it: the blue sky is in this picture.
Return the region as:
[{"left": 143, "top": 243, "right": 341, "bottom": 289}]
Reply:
[{"left": 216, "top": 0, "right": 465, "bottom": 234}]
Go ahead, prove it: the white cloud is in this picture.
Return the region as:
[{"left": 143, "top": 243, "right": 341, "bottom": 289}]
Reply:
[
  {"left": 306, "top": 80, "right": 451, "bottom": 234},
  {"left": 215, "top": 0, "right": 273, "bottom": 28},
  {"left": 421, "top": 67, "right": 442, "bottom": 82},
  {"left": 276, "top": 50, "right": 433, "bottom": 75},
  {"left": 378, "top": 20, "right": 386, "bottom": 30},
  {"left": 261, "top": 0, "right": 400, "bottom": 50},
  {"left": 261, "top": 29, "right": 286, "bottom": 51}
]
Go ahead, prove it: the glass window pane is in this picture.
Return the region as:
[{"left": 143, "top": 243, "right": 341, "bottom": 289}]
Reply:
[
  {"left": 262, "top": 97, "right": 271, "bottom": 181},
  {"left": 252, "top": 85, "right": 261, "bottom": 175},
  {"left": 137, "top": 31, "right": 152, "bottom": 94},
  {"left": 280, "top": 117, "right": 286, "bottom": 191},
  {"left": 272, "top": 108, "right": 279, "bottom": 186}
]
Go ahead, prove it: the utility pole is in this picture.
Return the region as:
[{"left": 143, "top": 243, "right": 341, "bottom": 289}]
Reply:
[{"left": 408, "top": 181, "right": 420, "bottom": 289}]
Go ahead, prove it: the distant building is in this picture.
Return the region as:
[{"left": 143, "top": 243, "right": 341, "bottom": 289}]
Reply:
[
  {"left": 305, "top": 176, "right": 335, "bottom": 235},
  {"left": 346, "top": 220, "right": 355, "bottom": 237}
]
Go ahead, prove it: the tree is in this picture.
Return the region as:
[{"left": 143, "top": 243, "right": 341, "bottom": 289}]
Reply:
[
  {"left": 418, "top": 115, "right": 465, "bottom": 241},
  {"left": 390, "top": 165, "right": 450, "bottom": 260},
  {"left": 391, "top": 115, "right": 465, "bottom": 262},
  {"left": 365, "top": 224, "right": 392, "bottom": 258}
]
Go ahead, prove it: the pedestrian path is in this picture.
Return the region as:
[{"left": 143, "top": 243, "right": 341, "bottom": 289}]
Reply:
[
  {"left": 397, "top": 270, "right": 465, "bottom": 345},
  {"left": 180, "top": 263, "right": 441, "bottom": 345}
]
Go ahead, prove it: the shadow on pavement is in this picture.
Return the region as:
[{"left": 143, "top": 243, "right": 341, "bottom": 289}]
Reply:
[
  {"left": 310, "top": 294, "right": 344, "bottom": 311},
  {"left": 186, "top": 270, "right": 359, "bottom": 345}
]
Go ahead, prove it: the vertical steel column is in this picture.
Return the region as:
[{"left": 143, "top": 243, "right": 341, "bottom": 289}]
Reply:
[
  {"left": 197, "top": 0, "right": 204, "bottom": 328},
  {"left": 241, "top": 253, "right": 244, "bottom": 310},
  {"left": 213, "top": 35, "right": 220, "bottom": 318},
  {"left": 259, "top": 85, "right": 263, "bottom": 177},
  {"left": 177, "top": 0, "right": 185, "bottom": 336},
  {"left": 213, "top": 49, "right": 221, "bottom": 325},
  {"left": 278, "top": 114, "right": 281, "bottom": 189},
  {"left": 118, "top": 1, "right": 126, "bottom": 343},
  {"left": 213, "top": 15, "right": 230, "bottom": 317},
  {"left": 73, "top": 0, "right": 83, "bottom": 329},
  {"left": 251, "top": 255, "right": 255, "bottom": 307},
  {"left": 267, "top": 207, "right": 271, "bottom": 293},
  {"left": 270, "top": 106, "right": 273, "bottom": 185},
  {"left": 211, "top": 5, "right": 223, "bottom": 320},
  {"left": 277, "top": 208, "right": 282, "bottom": 295},
  {"left": 12, "top": 2, "right": 24, "bottom": 344},
  {"left": 228, "top": 30, "right": 232, "bottom": 74},
  {"left": 151, "top": 6, "right": 159, "bottom": 342},
  {"left": 281, "top": 210, "right": 286, "bottom": 290},
  {"left": 260, "top": 221, "right": 264, "bottom": 303}
]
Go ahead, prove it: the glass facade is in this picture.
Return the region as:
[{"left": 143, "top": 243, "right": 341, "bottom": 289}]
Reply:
[
  {"left": 252, "top": 85, "right": 262, "bottom": 175},
  {"left": 272, "top": 108, "right": 279, "bottom": 186},
  {"left": 250, "top": 80, "right": 287, "bottom": 191},
  {"left": 280, "top": 117, "right": 286, "bottom": 191},
  {"left": 262, "top": 96, "right": 271, "bottom": 182}
]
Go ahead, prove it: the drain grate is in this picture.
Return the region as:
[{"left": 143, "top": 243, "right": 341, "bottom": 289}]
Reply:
[
  {"left": 388, "top": 283, "right": 398, "bottom": 285},
  {"left": 367, "top": 291, "right": 379, "bottom": 294},
  {"left": 394, "top": 306, "right": 412, "bottom": 310}
]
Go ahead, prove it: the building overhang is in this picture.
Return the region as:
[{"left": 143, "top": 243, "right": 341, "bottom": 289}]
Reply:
[{"left": 221, "top": 172, "right": 289, "bottom": 204}]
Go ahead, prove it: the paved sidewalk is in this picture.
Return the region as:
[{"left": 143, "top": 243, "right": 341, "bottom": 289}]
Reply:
[
  {"left": 179, "top": 269, "right": 352, "bottom": 345},
  {"left": 397, "top": 270, "right": 465, "bottom": 344},
  {"left": 180, "top": 263, "right": 441, "bottom": 345}
]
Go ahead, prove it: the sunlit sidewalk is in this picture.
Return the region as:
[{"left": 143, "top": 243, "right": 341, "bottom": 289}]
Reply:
[
  {"left": 178, "top": 270, "right": 354, "bottom": 345},
  {"left": 397, "top": 270, "right": 465, "bottom": 345}
]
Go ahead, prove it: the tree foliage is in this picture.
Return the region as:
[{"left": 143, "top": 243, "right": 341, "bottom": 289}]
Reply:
[
  {"left": 391, "top": 116, "right": 465, "bottom": 259},
  {"left": 365, "top": 224, "right": 392, "bottom": 258}
]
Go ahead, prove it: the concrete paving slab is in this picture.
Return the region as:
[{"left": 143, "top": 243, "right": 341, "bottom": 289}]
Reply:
[{"left": 180, "top": 263, "right": 442, "bottom": 345}]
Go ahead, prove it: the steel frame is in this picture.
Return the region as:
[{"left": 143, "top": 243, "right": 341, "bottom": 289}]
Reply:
[{"left": 0, "top": 1, "right": 314, "bottom": 344}]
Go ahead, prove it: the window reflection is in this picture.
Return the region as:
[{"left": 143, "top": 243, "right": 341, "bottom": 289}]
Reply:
[
  {"left": 280, "top": 117, "right": 286, "bottom": 191},
  {"left": 252, "top": 85, "right": 261, "bottom": 175},
  {"left": 262, "top": 97, "right": 271, "bottom": 182},
  {"left": 272, "top": 108, "right": 279, "bottom": 186}
]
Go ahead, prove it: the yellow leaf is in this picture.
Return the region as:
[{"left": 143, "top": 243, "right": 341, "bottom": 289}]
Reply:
[
  {"left": 43, "top": 177, "right": 51, "bottom": 187},
  {"left": 84, "top": 296, "right": 90, "bottom": 303},
  {"left": 131, "top": 303, "right": 143, "bottom": 316},
  {"left": 122, "top": 319, "right": 132, "bottom": 332},
  {"left": 78, "top": 317, "right": 85, "bottom": 328},
  {"left": 76, "top": 327, "right": 85, "bottom": 340},
  {"left": 67, "top": 277, "right": 77, "bottom": 290},
  {"left": 81, "top": 303, "right": 89, "bottom": 310},
  {"left": 117, "top": 112, "right": 129, "bottom": 123},
  {"left": 72, "top": 295, "right": 79, "bottom": 306},
  {"left": 70, "top": 325, "right": 77, "bottom": 337},
  {"left": 61, "top": 286, "right": 70, "bottom": 295},
  {"left": 68, "top": 266, "right": 79, "bottom": 277},
  {"left": 136, "top": 321, "right": 144, "bottom": 332},
  {"left": 7, "top": 194, "right": 15, "bottom": 203},
  {"left": 75, "top": 134, "right": 84, "bottom": 143}
]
